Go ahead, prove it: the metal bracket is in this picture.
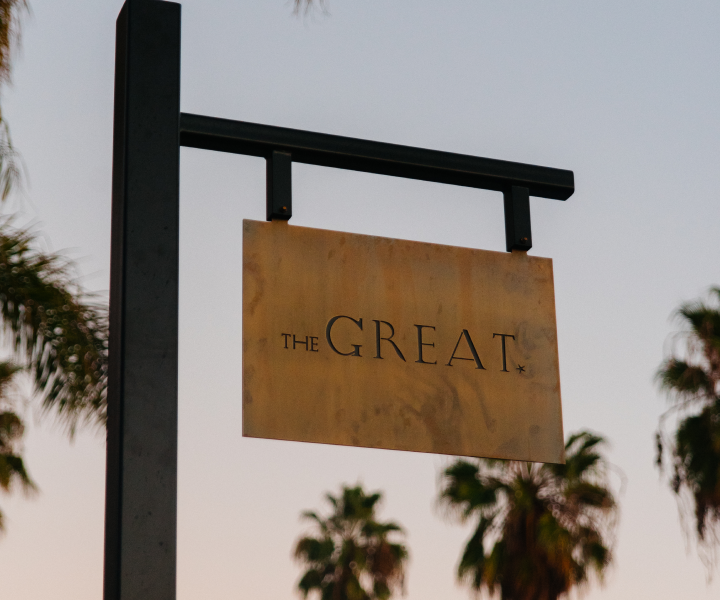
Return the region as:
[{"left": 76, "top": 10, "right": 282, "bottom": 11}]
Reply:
[
  {"left": 266, "top": 150, "right": 292, "bottom": 221},
  {"left": 181, "top": 113, "right": 573, "bottom": 251},
  {"left": 504, "top": 185, "right": 532, "bottom": 252}
]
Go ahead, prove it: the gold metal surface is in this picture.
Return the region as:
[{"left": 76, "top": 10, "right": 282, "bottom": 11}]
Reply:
[{"left": 242, "top": 219, "right": 564, "bottom": 463}]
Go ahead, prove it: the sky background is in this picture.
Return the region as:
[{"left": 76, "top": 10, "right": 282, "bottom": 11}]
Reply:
[{"left": 1, "top": 0, "right": 719, "bottom": 598}]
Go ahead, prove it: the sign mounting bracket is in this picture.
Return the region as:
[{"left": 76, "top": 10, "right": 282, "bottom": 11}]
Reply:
[
  {"left": 266, "top": 150, "right": 292, "bottom": 221},
  {"left": 504, "top": 185, "right": 532, "bottom": 252},
  {"left": 180, "top": 112, "right": 574, "bottom": 253}
]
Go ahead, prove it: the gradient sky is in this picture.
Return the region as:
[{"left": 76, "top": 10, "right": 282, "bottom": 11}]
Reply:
[{"left": 1, "top": 1, "right": 719, "bottom": 598}]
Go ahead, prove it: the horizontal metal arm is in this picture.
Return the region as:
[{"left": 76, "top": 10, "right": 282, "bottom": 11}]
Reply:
[{"left": 180, "top": 113, "right": 574, "bottom": 200}]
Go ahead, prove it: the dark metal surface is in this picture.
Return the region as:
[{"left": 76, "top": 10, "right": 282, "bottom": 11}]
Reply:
[
  {"left": 105, "top": 1, "right": 180, "bottom": 599},
  {"left": 503, "top": 186, "right": 533, "bottom": 252},
  {"left": 266, "top": 150, "right": 292, "bottom": 221},
  {"left": 180, "top": 113, "right": 574, "bottom": 201}
]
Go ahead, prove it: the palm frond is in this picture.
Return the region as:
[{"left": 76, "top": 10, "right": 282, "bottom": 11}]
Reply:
[
  {"left": 0, "top": 403, "right": 35, "bottom": 532},
  {"left": 0, "top": 0, "right": 30, "bottom": 200},
  {"left": 658, "top": 359, "right": 714, "bottom": 400},
  {"left": 456, "top": 516, "right": 491, "bottom": 588},
  {"left": 0, "top": 117, "right": 22, "bottom": 201},
  {"left": 439, "top": 459, "right": 500, "bottom": 521},
  {"left": 0, "top": 220, "right": 108, "bottom": 433},
  {"left": 0, "top": 0, "right": 28, "bottom": 86},
  {"left": 295, "top": 536, "right": 335, "bottom": 563},
  {"left": 297, "top": 568, "right": 325, "bottom": 597}
]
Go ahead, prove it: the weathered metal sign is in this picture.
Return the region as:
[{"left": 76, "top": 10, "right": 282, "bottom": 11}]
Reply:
[{"left": 242, "top": 219, "right": 564, "bottom": 463}]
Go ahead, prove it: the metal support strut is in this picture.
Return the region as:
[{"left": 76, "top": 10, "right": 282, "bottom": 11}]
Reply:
[
  {"left": 266, "top": 150, "right": 292, "bottom": 221},
  {"left": 503, "top": 186, "right": 532, "bottom": 252}
]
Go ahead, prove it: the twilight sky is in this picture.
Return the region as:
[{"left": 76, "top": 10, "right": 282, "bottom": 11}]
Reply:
[{"left": 1, "top": 1, "right": 720, "bottom": 598}]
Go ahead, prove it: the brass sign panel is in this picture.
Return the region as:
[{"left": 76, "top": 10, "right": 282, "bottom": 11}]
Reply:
[{"left": 242, "top": 220, "right": 564, "bottom": 463}]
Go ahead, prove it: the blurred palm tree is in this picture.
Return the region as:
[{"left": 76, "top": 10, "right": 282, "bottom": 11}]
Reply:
[
  {"left": 656, "top": 287, "right": 720, "bottom": 564},
  {"left": 0, "top": 0, "right": 107, "bottom": 427},
  {"left": 0, "top": 0, "right": 109, "bottom": 531},
  {"left": 439, "top": 431, "right": 618, "bottom": 600},
  {"left": 294, "top": 484, "right": 408, "bottom": 600}
]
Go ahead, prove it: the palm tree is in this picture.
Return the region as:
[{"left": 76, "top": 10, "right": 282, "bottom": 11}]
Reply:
[
  {"left": 439, "top": 431, "right": 617, "bottom": 600},
  {"left": 656, "top": 286, "right": 720, "bottom": 561},
  {"left": 294, "top": 484, "right": 409, "bottom": 600},
  {"left": 0, "top": 0, "right": 108, "bottom": 532},
  {"left": 0, "top": 2, "right": 107, "bottom": 431}
]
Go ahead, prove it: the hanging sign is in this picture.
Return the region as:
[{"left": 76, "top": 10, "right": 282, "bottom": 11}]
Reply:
[{"left": 242, "top": 219, "right": 564, "bottom": 463}]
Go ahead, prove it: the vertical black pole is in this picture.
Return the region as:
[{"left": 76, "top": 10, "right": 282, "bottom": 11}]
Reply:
[
  {"left": 106, "top": 2, "right": 181, "bottom": 600},
  {"left": 266, "top": 150, "right": 292, "bottom": 221},
  {"left": 503, "top": 185, "right": 532, "bottom": 252}
]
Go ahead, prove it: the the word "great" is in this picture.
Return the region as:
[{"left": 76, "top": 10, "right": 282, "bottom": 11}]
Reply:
[{"left": 282, "top": 315, "right": 520, "bottom": 372}]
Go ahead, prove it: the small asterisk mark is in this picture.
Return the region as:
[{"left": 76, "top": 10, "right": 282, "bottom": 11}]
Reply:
[{"left": 516, "top": 364, "right": 525, "bottom": 374}]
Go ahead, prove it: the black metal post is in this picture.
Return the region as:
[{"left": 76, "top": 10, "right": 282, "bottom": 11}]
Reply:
[
  {"left": 503, "top": 185, "right": 532, "bottom": 252},
  {"left": 105, "top": 2, "right": 181, "bottom": 599},
  {"left": 266, "top": 150, "right": 292, "bottom": 221}
]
